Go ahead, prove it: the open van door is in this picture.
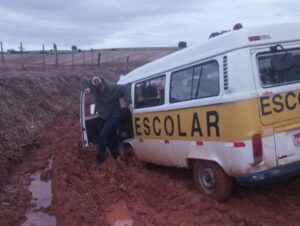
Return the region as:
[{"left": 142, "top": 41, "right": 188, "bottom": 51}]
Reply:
[{"left": 80, "top": 89, "right": 104, "bottom": 149}]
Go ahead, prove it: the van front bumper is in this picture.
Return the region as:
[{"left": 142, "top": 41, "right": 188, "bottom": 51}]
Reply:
[{"left": 237, "top": 160, "right": 300, "bottom": 186}]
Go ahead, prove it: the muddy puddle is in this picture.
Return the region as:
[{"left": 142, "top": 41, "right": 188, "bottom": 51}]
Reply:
[
  {"left": 106, "top": 200, "right": 133, "bottom": 226},
  {"left": 22, "top": 158, "right": 57, "bottom": 226}
]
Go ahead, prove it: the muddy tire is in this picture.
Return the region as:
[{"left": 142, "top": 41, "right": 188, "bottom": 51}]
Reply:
[
  {"left": 122, "top": 144, "right": 141, "bottom": 167},
  {"left": 193, "top": 160, "right": 233, "bottom": 202}
]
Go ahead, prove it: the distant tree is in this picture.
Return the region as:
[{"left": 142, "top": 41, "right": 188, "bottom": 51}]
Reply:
[
  {"left": 71, "top": 45, "right": 77, "bottom": 51},
  {"left": 178, "top": 41, "right": 187, "bottom": 48},
  {"left": 7, "top": 49, "right": 17, "bottom": 54}
]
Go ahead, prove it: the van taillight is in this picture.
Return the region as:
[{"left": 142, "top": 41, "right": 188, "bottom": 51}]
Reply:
[{"left": 252, "top": 133, "right": 263, "bottom": 164}]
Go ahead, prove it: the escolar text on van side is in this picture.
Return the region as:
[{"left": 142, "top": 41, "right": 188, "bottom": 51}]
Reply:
[
  {"left": 260, "top": 91, "right": 300, "bottom": 116},
  {"left": 134, "top": 111, "right": 220, "bottom": 138}
]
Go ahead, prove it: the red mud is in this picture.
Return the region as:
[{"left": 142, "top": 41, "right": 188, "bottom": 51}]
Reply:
[{"left": 18, "top": 114, "right": 297, "bottom": 226}]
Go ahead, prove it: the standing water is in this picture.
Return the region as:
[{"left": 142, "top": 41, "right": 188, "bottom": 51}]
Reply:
[{"left": 22, "top": 157, "right": 57, "bottom": 226}]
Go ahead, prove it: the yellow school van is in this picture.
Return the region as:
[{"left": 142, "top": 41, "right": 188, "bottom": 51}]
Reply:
[{"left": 81, "top": 23, "right": 300, "bottom": 201}]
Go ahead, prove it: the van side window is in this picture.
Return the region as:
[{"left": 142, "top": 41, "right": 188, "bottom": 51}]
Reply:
[
  {"left": 170, "top": 61, "right": 219, "bottom": 103},
  {"left": 134, "top": 75, "right": 165, "bottom": 108},
  {"left": 258, "top": 48, "right": 300, "bottom": 87}
]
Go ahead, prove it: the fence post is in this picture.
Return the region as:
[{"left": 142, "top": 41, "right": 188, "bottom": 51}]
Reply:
[
  {"left": 83, "top": 51, "right": 85, "bottom": 67},
  {"left": 42, "top": 44, "right": 45, "bottom": 69},
  {"left": 91, "top": 49, "right": 94, "bottom": 66},
  {"left": 126, "top": 56, "right": 130, "bottom": 72},
  {"left": 20, "top": 42, "right": 24, "bottom": 70},
  {"left": 71, "top": 50, "right": 74, "bottom": 69},
  {"left": 53, "top": 43, "right": 58, "bottom": 68},
  {"left": 1, "top": 42, "right": 4, "bottom": 63},
  {"left": 106, "top": 51, "right": 109, "bottom": 62},
  {"left": 97, "top": 53, "right": 101, "bottom": 67}
]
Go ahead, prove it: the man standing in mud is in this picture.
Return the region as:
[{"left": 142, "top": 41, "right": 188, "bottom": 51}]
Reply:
[{"left": 81, "top": 76, "right": 131, "bottom": 165}]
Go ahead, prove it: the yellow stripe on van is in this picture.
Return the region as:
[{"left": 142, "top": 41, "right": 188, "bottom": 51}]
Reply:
[
  {"left": 133, "top": 98, "right": 263, "bottom": 142},
  {"left": 133, "top": 95, "right": 300, "bottom": 142},
  {"left": 259, "top": 90, "right": 300, "bottom": 125}
]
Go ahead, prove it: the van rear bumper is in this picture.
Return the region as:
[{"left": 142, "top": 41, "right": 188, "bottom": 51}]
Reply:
[{"left": 236, "top": 160, "right": 300, "bottom": 186}]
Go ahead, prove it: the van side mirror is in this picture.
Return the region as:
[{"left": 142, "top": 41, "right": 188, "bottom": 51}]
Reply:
[
  {"left": 271, "top": 53, "right": 296, "bottom": 72},
  {"left": 270, "top": 44, "right": 296, "bottom": 72}
]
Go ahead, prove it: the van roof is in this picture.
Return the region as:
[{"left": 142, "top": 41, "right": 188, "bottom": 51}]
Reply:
[{"left": 118, "top": 23, "right": 300, "bottom": 85}]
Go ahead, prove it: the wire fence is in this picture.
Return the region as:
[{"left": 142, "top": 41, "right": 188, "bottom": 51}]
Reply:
[{"left": 0, "top": 42, "right": 178, "bottom": 71}]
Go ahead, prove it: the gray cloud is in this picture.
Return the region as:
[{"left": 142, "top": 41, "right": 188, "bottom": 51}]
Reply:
[{"left": 0, "top": 0, "right": 299, "bottom": 50}]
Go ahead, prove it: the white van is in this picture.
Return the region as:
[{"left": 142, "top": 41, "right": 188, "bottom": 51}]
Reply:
[{"left": 81, "top": 23, "right": 300, "bottom": 201}]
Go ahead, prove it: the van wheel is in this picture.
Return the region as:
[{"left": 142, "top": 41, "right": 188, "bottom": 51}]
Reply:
[
  {"left": 193, "top": 160, "right": 233, "bottom": 202},
  {"left": 122, "top": 144, "right": 141, "bottom": 167}
]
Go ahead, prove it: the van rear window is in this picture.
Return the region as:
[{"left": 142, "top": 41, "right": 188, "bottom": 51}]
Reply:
[{"left": 258, "top": 48, "right": 300, "bottom": 87}]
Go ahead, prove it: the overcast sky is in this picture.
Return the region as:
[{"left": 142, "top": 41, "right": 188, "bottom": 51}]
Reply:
[{"left": 0, "top": 0, "right": 299, "bottom": 51}]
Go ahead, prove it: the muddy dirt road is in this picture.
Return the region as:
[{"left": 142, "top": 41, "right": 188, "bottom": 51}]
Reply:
[
  {"left": 3, "top": 114, "right": 298, "bottom": 226},
  {"left": 50, "top": 116, "right": 300, "bottom": 226}
]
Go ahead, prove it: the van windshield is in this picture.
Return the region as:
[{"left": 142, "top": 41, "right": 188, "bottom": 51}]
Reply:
[{"left": 257, "top": 47, "right": 300, "bottom": 87}]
